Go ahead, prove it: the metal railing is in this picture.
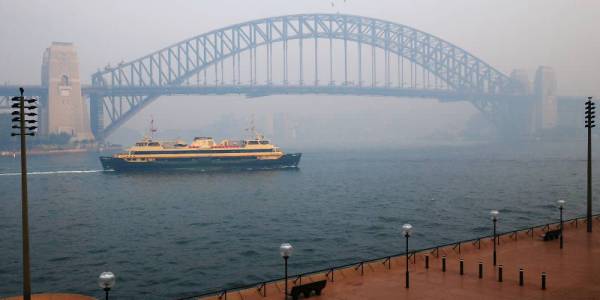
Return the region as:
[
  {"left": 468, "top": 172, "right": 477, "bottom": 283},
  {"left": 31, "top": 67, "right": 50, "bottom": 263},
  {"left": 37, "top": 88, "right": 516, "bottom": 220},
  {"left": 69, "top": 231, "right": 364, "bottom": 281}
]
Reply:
[{"left": 175, "top": 213, "right": 600, "bottom": 300}]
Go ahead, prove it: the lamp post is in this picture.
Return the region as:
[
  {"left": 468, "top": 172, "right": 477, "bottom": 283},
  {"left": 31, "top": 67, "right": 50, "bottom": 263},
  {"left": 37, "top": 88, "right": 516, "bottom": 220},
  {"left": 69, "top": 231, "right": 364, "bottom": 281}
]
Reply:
[
  {"left": 10, "top": 87, "right": 38, "bottom": 300},
  {"left": 280, "top": 243, "right": 293, "bottom": 299},
  {"left": 98, "top": 272, "right": 116, "bottom": 300},
  {"left": 558, "top": 200, "right": 565, "bottom": 249},
  {"left": 490, "top": 210, "right": 499, "bottom": 266},
  {"left": 402, "top": 224, "right": 412, "bottom": 288},
  {"left": 585, "top": 97, "right": 595, "bottom": 233}
]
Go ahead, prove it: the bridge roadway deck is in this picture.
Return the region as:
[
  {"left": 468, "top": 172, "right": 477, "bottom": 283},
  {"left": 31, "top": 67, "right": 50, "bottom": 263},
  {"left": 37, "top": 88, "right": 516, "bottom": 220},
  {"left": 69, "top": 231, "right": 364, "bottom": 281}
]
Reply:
[
  {"left": 197, "top": 218, "right": 600, "bottom": 300},
  {"left": 0, "top": 84, "right": 478, "bottom": 101},
  {"left": 0, "top": 84, "right": 582, "bottom": 103}
]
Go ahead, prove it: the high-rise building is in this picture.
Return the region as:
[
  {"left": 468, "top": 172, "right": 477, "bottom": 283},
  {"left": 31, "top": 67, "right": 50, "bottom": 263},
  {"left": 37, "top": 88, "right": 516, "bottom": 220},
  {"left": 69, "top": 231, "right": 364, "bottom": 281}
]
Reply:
[
  {"left": 41, "top": 42, "right": 94, "bottom": 141},
  {"left": 532, "top": 66, "right": 558, "bottom": 132}
]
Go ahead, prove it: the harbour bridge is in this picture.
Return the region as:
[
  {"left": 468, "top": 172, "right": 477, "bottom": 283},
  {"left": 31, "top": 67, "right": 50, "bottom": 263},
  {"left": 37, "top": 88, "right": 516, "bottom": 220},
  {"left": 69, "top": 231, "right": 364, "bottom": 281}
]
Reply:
[{"left": 1, "top": 13, "right": 550, "bottom": 140}]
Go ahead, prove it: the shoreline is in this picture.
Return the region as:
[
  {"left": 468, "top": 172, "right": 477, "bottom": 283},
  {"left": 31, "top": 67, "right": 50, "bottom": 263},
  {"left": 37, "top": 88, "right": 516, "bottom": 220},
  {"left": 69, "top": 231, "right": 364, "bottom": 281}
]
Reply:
[{"left": 0, "top": 146, "right": 122, "bottom": 157}]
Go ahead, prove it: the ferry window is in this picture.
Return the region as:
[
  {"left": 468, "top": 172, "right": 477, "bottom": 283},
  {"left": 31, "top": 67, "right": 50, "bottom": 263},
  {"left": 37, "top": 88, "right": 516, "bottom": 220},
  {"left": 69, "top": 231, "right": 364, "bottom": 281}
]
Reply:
[
  {"left": 135, "top": 143, "right": 146, "bottom": 146},
  {"left": 248, "top": 141, "right": 258, "bottom": 145},
  {"left": 260, "top": 141, "right": 269, "bottom": 144},
  {"left": 148, "top": 142, "right": 160, "bottom": 146}
]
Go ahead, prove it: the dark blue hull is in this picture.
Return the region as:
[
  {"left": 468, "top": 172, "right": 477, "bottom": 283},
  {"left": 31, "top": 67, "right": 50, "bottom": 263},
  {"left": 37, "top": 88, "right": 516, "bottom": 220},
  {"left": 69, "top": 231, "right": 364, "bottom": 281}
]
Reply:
[{"left": 99, "top": 153, "right": 301, "bottom": 172}]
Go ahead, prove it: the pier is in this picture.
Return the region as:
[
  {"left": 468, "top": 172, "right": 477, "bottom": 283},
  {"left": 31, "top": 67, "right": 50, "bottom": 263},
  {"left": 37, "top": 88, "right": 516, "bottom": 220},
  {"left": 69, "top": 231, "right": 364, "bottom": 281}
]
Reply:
[{"left": 188, "top": 216, "right": 600, "bottom": 300}]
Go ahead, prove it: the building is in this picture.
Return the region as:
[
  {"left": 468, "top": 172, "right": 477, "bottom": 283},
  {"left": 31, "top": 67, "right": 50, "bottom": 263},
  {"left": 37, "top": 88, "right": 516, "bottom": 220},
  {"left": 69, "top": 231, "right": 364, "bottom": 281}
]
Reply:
[
  {"left": 532, "top": 66, "right": 558, "bottom": 132},
  {"left": 41, "top": 42, "right": 94, "bottom": 141}
]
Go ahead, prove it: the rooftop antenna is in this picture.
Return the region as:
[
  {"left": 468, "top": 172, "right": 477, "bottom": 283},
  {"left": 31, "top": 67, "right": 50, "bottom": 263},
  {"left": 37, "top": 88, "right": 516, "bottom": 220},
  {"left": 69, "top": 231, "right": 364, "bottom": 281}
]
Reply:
[
  {"left": 245, "top": 114, "right": 262, "bottom": 140},
  {"left": 149, "top": 115, "right": 158, "bottom": 139}
]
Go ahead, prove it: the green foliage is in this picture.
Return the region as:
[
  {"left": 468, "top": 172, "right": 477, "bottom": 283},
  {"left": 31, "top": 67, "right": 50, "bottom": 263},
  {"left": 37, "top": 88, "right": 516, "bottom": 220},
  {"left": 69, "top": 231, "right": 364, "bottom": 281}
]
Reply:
[
  {"left": 34, "top": 133, "right": 72, "bottom": 146},
  {"left": 0, "top": 113, "right": 74, "bottom": 150},
  {"left": 0, "top": 113, "right": 18, "bottom": 150}
]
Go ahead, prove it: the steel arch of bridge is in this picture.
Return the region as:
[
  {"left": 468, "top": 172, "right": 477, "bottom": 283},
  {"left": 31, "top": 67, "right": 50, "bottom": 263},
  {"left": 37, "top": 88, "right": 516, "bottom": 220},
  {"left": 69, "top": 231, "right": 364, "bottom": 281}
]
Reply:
[{"left": 91, "top": 13, "right": 513, "bottom": 139}]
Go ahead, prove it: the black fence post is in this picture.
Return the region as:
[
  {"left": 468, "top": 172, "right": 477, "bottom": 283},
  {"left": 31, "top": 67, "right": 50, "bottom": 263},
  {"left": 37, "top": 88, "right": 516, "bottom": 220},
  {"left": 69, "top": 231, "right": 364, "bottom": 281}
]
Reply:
[
  {"left": 478, "top": 261, "right": 483, "bottom": 279},
  {"left": 541, "top": 272, "right": 546, "bottom": 290},
  {"left": 498, "top": 265, "right": 503, "bottom": 282},
  {"left": 442, "top": 255, "right": 446, "bottom": 272},
  {"left": 519, "top": 268, "right": 524, "bottom": 286},
  {"left": 459, "top": 259, "right": 464, "bottom": 275},
  {"left": 425, "top": 255, "right": 429, "bottom": 269}
]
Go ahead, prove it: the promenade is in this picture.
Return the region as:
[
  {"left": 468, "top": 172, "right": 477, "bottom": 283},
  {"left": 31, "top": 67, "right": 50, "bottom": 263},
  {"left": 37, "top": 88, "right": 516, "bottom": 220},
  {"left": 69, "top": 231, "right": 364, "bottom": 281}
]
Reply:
[{"left": 197, "top": 218, "right": 600, "bottom": 300}]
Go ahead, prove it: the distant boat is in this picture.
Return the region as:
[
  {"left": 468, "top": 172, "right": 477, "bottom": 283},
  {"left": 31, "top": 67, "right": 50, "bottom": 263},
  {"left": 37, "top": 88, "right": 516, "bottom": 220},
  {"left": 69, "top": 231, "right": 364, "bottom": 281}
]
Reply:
[{"left": 0, "top": 151, "right": 17, "bottom": 158}]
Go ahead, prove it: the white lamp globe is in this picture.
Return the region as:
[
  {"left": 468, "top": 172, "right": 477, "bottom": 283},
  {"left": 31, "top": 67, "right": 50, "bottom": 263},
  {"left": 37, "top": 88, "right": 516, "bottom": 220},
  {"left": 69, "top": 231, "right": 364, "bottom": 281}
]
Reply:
[
  {"left": 98, "top": 271, "right": 116, "bottom": 289},
  {"left": 490, "top": 210, "right": 499, "bottom": 220},
  {"left": 402, "top": 223, "right": 413, "bottom": 236},
  {"left": 280, "top": 243, "right": 293, "bottom": 258}
]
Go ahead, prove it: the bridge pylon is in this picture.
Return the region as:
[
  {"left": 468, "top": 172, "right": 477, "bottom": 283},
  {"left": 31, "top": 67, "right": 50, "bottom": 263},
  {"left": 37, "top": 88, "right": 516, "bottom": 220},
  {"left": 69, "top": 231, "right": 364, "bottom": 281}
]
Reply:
[{"left": 41, "top": 42, "right": 94, "bottom": 141}]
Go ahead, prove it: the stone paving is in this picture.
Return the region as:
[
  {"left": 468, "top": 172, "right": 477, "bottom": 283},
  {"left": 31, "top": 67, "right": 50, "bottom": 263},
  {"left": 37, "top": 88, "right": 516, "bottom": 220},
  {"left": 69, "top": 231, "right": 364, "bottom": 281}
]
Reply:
[{"left": 197, "top": 217, "right": 600, "bottom": 300}]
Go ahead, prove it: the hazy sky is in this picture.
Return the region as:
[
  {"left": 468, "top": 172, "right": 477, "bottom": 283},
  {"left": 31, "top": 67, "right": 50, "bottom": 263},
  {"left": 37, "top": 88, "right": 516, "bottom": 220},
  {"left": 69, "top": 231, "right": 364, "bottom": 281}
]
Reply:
[
  {"left": 1, "top": 0, "right": 599, "bottom": 141},
  {"left": 2, "top": 0, "right": 598, "bottom": 94}
]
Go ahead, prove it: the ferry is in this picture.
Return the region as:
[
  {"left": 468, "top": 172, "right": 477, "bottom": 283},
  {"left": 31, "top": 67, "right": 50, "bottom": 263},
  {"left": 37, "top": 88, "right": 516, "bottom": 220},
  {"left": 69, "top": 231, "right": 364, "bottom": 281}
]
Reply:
[{"left": 99, "top": 132, "right": 301, "bottom": 172}]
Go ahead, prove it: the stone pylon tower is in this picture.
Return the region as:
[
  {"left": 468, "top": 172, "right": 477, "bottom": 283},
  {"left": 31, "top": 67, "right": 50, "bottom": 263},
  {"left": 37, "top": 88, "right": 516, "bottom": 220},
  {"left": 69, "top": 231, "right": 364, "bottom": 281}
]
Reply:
[
  {"left": 532, "top": 66, "right": 558, "bottom": 132},
  {"left": 41, "top": 42, "right": 94, "bottom": 141}
]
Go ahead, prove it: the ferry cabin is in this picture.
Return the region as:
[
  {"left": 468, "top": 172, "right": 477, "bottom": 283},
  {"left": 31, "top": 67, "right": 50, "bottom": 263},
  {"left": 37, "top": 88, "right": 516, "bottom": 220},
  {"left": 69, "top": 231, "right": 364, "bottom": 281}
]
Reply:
[{"left": 115, "top": 137, "right": 283, "bottom": 162}]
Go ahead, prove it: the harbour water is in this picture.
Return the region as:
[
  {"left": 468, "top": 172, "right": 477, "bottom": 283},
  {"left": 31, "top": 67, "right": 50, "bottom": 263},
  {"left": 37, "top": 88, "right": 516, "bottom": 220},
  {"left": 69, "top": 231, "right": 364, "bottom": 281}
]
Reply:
[{"left": 0, "top": 141, "right": 597, "bottom": 299}]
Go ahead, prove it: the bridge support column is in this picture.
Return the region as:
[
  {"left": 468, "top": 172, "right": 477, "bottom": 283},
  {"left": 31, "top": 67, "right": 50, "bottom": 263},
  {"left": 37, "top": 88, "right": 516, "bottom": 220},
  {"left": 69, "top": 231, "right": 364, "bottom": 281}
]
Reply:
[
  {"left": 41, "top": 42, "right": 94, "bottom": 141},
  {"left": 90, "top": 94, "right": 104, "bottom": 141}
]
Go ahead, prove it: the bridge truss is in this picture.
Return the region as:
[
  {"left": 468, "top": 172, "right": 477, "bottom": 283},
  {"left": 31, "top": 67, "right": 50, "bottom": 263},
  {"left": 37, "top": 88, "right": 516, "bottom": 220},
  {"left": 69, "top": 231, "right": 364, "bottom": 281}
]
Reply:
[{"left": 91, "top": 13, "right": 515, "bottom": 139}]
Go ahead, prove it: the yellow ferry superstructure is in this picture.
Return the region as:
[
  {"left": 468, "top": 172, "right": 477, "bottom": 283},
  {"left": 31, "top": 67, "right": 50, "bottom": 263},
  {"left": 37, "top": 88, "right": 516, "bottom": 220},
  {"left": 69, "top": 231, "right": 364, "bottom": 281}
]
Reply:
[{"left": 99, "top": 135, "right": 301, "bottom": 171}]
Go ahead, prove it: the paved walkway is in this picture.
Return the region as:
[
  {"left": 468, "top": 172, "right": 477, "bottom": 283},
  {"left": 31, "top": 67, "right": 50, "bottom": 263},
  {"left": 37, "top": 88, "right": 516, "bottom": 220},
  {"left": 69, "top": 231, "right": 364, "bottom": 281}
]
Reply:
[
  {"left": 2, "top": 294, "right": 95, "bottom": 300},
  {"left": 198, "top": 218, "right": 600, "bottom": 300}
]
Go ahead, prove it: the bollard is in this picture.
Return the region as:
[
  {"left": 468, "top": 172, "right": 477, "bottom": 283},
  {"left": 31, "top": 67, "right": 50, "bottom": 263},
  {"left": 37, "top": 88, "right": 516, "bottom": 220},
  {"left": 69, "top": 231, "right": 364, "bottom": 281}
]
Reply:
[
  {"left": 425, "top": 255, "right": 429, "bottom": 269},
  {"left": 459, "top": 259, "right": 464, "bottom": 275},
  {"left": 541, "top": 272, "right": 546, "bottom": 290},
  {"left": 442, "top": 255, "right": 446, "bottom": 272},
  {"left": 478, "top": 261, "right": 483, "bottom": 279},
  {"left": 498, "top": 265, "right": 503, "bottom": 282},
  {"left": 519, "top": 268, "right": 524, "bottom": 286}
]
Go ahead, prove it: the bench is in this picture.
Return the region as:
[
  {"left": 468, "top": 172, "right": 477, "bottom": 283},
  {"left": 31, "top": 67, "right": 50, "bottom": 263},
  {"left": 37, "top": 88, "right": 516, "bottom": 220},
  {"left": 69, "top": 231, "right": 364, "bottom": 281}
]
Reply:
[
  {"left": 540, "top": 229, "right": 561, "bottom": 241},
  {"left": 289, "top": 280, "right": 327, "bottom": 300}
]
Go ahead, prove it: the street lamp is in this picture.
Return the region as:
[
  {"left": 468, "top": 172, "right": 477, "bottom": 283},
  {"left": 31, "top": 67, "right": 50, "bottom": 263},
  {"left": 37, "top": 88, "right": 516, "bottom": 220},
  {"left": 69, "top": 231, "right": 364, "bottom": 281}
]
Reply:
[
  {"left": 10, "top": 88, "right": 38, "bottom": 300},
  {"left": 558, "top": 200, "right": 566, "bottom": 249},
  {"left": 585, "top": 97, "right": 595, "bottom": 233},
  {"left": 402, "top": 224, "right": 413, "bottom": 288},
  {"left": 490, "top": 210, "right": 499, "bottom": 266},
  {"left": 98, "top": 272, "right": 116, "bottom": 300},
  {"left": 280, "top": 243, "right": 293, "bottom": 299}
]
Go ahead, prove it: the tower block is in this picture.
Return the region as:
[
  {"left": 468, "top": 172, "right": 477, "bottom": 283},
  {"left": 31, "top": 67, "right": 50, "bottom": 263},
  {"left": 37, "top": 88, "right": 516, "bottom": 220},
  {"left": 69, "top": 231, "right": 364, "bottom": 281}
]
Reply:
[
  {"left": 41, "top": 42, "right": 94, "bottom": 141},
  {"left": 532, "top": 66, "right": 558, "bottom": 132}
]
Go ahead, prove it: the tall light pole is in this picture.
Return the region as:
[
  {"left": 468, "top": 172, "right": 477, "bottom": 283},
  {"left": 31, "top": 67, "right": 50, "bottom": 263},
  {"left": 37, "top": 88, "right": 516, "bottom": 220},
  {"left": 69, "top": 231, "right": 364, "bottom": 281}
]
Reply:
[
  {"left": 490, "top": 210, "right": 499, "bottom": 266},
  {"left": 280, "top": 243, "right": 293, "bottom": 299},
  {"left": 558, "top": 200, "right": 565, "bottom": 249},
  {"left": 98, "top": 272, "right": 116, "bottom": 300},
  {"left": 585, "top": 97, "right": 595, "bottom": 233},
  {"left": 10, "top": 87, "right": 38, "bottom": 300},
  {"left": 402, "top": 224, "right": 412, "bottom": 288}
]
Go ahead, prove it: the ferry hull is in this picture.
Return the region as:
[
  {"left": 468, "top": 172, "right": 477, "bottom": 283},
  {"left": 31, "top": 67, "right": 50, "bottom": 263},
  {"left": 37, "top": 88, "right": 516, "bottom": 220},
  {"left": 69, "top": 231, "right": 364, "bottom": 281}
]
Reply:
[{"left": 100, "top": 153, "right": 301, "bottom": 172}]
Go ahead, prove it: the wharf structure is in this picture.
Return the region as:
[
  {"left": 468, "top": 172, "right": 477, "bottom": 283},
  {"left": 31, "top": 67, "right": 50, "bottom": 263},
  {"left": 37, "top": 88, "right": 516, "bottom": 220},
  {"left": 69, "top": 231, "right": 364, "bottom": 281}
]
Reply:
[{"left": 186, "top": 216, "right": 600, "bottom": 300}]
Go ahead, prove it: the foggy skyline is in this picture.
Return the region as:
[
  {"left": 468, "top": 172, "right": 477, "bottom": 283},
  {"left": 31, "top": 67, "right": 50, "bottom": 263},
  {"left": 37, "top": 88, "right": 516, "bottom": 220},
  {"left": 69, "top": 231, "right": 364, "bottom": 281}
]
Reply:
[
  {"left": 1, "top": 0, "right": 598, "bottom": 142},
  {"left": 2, "top": 0, "right": 598, "bottom": 95}
]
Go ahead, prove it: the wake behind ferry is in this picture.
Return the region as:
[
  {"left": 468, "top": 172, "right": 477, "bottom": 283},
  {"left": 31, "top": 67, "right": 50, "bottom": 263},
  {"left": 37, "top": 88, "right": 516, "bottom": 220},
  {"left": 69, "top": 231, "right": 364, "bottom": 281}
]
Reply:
[{"left": 99, "top": 131, "right": 301, "bottom": 172}]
